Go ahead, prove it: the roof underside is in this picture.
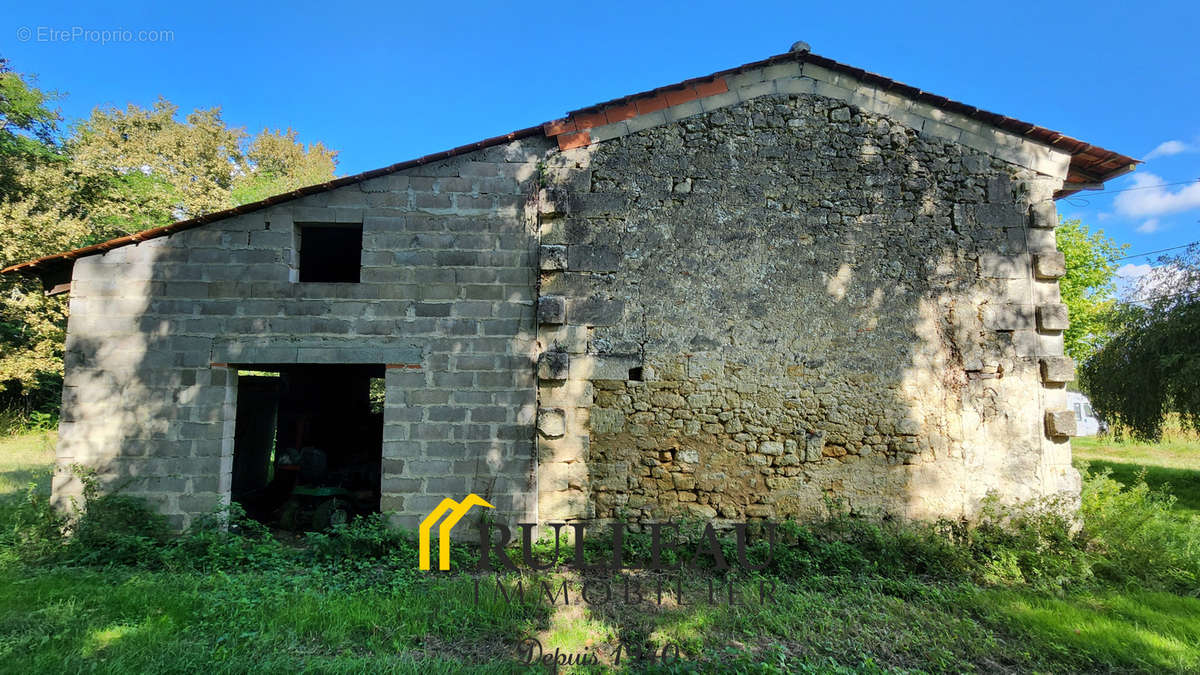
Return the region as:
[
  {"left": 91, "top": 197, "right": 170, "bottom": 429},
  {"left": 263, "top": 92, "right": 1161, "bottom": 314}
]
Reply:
[{"left": 1, "top": 47, "right": 1137, "bottom": 277}]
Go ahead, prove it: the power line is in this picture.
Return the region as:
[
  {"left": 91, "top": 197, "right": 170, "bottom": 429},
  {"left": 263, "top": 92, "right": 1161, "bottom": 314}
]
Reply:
[
  {"left": 1114, "top": 241, "right": 1199, "bottom": 261},
  {"left": 1070, "top": 178, "right": 1199, "bottom": 198},
  {"left": 1121, "top": 289, "right": 1198, "bottom": 305},
  {"left": 1062, "top": 178, "right": 1198, "bottom": 207}
]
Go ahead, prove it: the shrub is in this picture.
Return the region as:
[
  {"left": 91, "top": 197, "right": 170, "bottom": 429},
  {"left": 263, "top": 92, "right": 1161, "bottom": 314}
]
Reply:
[
  {"left": 0, "top": 480, "right": 66, "bottom": 565},
  {"left": 162, "top": 502, "right": 291, "bottom": 572},
  {"left": 965, "top": 493, "right": 1093, "bottom": 589},
  {"left": 1079, "top": 466, "right": 1200, "bottom": 590},
  {"left": 64, "top": 466, "right": 170, "bottom": 566},
  {"left": 306, "top": 512, "right": 419, "bottom": 562}
]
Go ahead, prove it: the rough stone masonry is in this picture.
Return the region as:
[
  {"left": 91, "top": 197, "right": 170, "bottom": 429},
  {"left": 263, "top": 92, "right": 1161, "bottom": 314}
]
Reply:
[{"left": 15, "top": 48, "right": 1135, "bottom": 531}]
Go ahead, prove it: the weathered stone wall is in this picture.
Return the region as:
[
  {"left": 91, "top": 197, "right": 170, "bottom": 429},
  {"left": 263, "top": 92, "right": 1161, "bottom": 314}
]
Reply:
[
  {"left": 54, "top": 137, "right": 554, "bottom": 529},
  {"left": 534, "top": 92, "right": 1077, "bottom": 523}
]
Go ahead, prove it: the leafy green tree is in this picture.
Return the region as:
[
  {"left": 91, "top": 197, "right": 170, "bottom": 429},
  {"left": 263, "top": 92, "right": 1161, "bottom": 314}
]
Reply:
[
  {"left": 232, "top": 128, "right": 337, "bottom": 205},
  {"left": 1056, "top": 218, "right": 1127, "bottom": 364},
  {"left": 0, "top": 58, "right": 62, "bottom": 200},
  {"left": 1080, "top": 245, "right": 1200, "bottom": 439},
  {"left": 0, "top": 60, "right": 70, "bottom": 414},
  {"left": 0, "top": 60, "right": 338, "bottom": 414}
]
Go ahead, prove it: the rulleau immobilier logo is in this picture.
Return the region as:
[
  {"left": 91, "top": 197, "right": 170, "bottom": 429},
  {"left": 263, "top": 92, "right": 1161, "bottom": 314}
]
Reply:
[{"left": 418, "top": 493, "right": 494, "bottom": 570}]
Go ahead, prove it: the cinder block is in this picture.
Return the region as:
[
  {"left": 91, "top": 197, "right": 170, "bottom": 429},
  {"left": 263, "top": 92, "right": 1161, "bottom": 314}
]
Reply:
[
  {"left": 1037, "top": 304, "right": 1069, "bottom": 332},
  {"left": 1040, "top": 356, "right": 1076, "bottom": 384},
  {"left": 1033, "top": 252, "right": 1066, "bottom": 279},
  {"left": 1045, "top": 410, "right": 1076, "bottom": 438}
]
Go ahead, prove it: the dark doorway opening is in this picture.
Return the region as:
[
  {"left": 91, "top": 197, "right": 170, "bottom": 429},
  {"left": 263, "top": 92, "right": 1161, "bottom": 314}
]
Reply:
[{"left": 231, "top": 364, "right": 384, "bottom": 530}]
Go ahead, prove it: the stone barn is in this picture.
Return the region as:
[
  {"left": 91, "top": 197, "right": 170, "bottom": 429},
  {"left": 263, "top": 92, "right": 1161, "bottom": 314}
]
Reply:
[{"left": 2, "top": 44, "right": 1136, "bottom": 531}]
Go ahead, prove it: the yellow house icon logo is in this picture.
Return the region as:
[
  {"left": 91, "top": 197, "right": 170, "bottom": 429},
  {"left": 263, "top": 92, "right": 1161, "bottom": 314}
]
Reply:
[{"left": 419, "top": 494, "right": 494, "bottom": 570}]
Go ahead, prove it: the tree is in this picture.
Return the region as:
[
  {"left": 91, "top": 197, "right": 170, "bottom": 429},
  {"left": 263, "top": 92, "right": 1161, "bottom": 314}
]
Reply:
[
  {"left": 1080, "top": 245, "right": 1200, "bottom": 439},
  {"left": 0, "top": 61, "right": 338, "bottom": 413},
  {"left": 1056, "top": 218, "right": 1127, "bottom": 364},
  {"left": 0, "top": 58, "right": 62, "bottom": 200},
  {"left": 0, "top": 61, "right": 70, "bottom": 414},
  {"left": 232, "top": 128, "right": 337, "bottom": 205}
]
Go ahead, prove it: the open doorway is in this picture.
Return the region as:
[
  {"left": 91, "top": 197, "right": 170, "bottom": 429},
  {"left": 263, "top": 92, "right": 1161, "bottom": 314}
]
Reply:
[{"left": 230, "top": 364, "right": 384, "bottom": 530}]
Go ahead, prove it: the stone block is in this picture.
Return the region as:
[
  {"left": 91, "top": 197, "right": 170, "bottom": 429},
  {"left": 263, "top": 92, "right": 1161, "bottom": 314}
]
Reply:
[
  {"left": 1029, "top": 201, "right": 1057, "bottom": 229},
  {"left": 804, "top": 431, "right": 825, "bottom": 462},
  {"left": 1040, "top": 356, "right": 1075, "bottom": 385},
  {"left": 537, "top": 408, "right": 566, "bottom": 438},
  {"left": 1037, "top": 303, "right": 1069, "bottom": 332},
  {"left": 983, "top": 304, "right": 1035, "bottom": 331},
  {"left": 759, "top": 441, "right": 784, "bottom": 455},
  {"left": 567, "top": 297, "right": 625, "bottom": 326},
  {"left": 539, "top": 245, "right": 567, "bottom": 271},
  {"left": 537, "top": 296, "right": 566, "bottom": 324},
  {"left": 538, "top": 351, "right": 569, "bottom": 381},
  {"left": 567, "top": 245, "right": 621, "bottom": 272},
  {"left": 1045, "top": 410, "right": 1076, "bottom": 438},
  {"left": 979, "top": 254, "right": 1026, "bottom": 279},
  {"left": 1033, "top": 251, "right": 1066, "bottom": 279}
]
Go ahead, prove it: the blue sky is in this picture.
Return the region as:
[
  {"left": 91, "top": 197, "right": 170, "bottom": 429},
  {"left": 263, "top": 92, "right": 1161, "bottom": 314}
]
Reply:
[{"left": 4, "top": 1, "right": 1198, "bottom": 291}]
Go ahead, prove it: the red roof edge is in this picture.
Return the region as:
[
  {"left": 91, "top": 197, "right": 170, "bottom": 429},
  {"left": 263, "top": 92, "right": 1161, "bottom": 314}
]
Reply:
[{"left": 0, "top": 126, "right": 543, "bottom": 275}]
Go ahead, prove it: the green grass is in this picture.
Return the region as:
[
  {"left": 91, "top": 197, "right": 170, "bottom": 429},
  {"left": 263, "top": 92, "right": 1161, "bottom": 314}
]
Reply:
[
  {"left": 1073, "top": 434, "right": 1200, "bottom": 516},
  {"left": 2, "top": 430, "right": 1199, "bottom": 672},
  {"left": 0, "top": 430, "right": 55, "bottom": 496}
]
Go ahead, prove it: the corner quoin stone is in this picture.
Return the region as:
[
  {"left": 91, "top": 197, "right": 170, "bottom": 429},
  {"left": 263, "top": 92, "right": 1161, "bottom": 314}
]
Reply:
[
  {"left": 1037, "top": 303, "right": 1070, "bottom": 332},
  {"left": 537, "top": 351, "right": 569, "bottom": 381},
  {"left": 1039, "top": 356, "right": 1075, "bottom": 385},
  {"left": 539, "top": 245, "right": 567, "bottom": 271},
  {"left": 1033, "top": 251, "right": 1066, "bottom": 279},
  {"left": 537, "top": 295, "right": 567, "bottom": 324},
  {"left": 1045, "top": 410, "right": 1077, "bottom": 439},
  {"left": 567, "top": 297, "right": 625, "bottom": 326},
  {"left": 537, "top": 408, "right": 566, "bottom": 438},
  {"left": 1029, "top": 201, "right": 1058, "bottom": 229}
]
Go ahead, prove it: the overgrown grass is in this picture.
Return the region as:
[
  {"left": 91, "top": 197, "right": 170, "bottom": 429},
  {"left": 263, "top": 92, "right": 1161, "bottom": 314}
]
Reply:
[
  {"left": 1, "top": 430, "right": 1199, "bottom": 672},
  {"left": 1074, "top": 433, "right": 1200, "bottom": 516}
]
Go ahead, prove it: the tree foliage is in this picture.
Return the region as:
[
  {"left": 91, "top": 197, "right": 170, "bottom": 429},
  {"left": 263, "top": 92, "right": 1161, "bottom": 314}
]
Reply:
[
  {"left": 0, "top": 59, "right": 63, "bottom": 199},
  {"left": 1080, "top": 245, "right": 1200, "bottom": 439},
  {"left": 1056, "top": 218, "right": 1126, "bottom": 364},
  {"left": 0, "top": 60, "right": 338, "bottom": 412}
]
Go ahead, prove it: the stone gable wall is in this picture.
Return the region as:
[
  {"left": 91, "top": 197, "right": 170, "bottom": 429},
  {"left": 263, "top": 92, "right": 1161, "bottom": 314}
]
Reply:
[{"left": 533, "top": 93, "right": 1077, "bottom": 523}]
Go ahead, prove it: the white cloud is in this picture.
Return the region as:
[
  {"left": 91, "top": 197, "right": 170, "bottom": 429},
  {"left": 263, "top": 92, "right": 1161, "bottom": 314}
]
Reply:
[
  {"left": 1145, "top": 140, "right": 1192, "bottom": 160},
  {"left": 1136, "top": 218, "right": 1161, "bottom": 233},
  {"left": 1116, "top": 263, "right": 1174, "bottom": 302},
  {"left": 1114, "top": 172, "right": 1200, "bottom": 218},
  {"left": 1116, "top": 263, "right": 1153, "bottom": 280}
]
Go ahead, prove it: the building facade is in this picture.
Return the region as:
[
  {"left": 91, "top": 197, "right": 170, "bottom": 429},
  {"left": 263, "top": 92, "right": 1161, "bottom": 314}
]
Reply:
[{"left": 3, "top": 46, "right": 1135, "bottom": 530}]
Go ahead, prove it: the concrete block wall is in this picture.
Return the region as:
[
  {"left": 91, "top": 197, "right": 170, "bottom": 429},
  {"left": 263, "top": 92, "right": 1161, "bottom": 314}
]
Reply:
[{"left": 55, "top": 136, "right": 555, "bottom": 529}]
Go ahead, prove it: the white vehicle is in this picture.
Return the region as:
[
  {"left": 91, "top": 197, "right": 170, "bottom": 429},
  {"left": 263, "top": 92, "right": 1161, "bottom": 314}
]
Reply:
[{"left": 1066, "top": 391, "right": 1105, "bottom": 436}]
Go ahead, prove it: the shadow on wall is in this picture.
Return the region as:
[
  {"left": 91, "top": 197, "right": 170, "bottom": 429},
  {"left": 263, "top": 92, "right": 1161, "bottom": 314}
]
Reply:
[
  {"left": 536, "top": 93, "right": 1075, "bottom": 525},
  {"left": 52, "top": 140, "right": 549, "bottom": 531}
]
